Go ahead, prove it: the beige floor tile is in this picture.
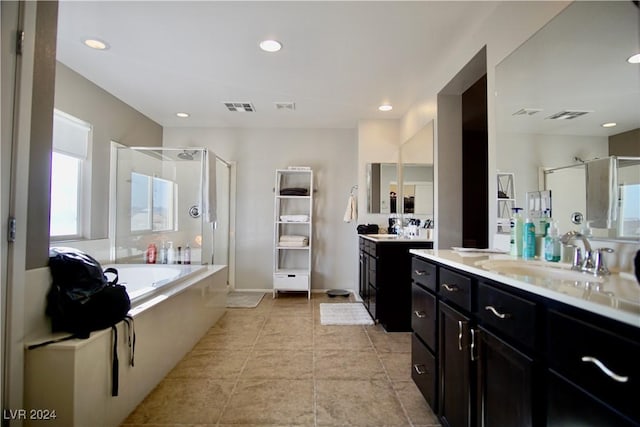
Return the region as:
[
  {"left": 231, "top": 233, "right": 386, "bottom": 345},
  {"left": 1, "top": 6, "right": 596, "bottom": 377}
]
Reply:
[
  {"left": 193, "top": 330, "right": 259, "bottom": 350},
  {"left": 123, "top": 378, "right": 234, "bottom": 425},
  {"left": 393, "top": 381, "right": 440, "bottom": 426},
  {"left": 242, "top": 350, "right": 313, "bottom": 379},
  {"left": 168, "top": 349, "right": 249, "bottom": 379},
  {"left": 314, "top": 350, "right": 386, "bottom": 380},
  {"left": 262, "top": 315, "right": 313, "bottom": 335},
  {"left": 314, "top": 325, "right": 373, "bottom": 351},
  {"left": 379, "top": 352, "right": 412, "bottom": 381},
  {"left": 219, "top": 379, "right": 314, "bottom": 425},
  {"left": 253, "top": 330, "right": 313, "bottom": 350},
  {"left": 315, "top": 379, "right": 409, "bottom": 426},
  {"left": 208, "top": 312, "right": 266, "bottom": 334},
  {"left": 365, "top": 328, "right": 412, "bottom": 353}
]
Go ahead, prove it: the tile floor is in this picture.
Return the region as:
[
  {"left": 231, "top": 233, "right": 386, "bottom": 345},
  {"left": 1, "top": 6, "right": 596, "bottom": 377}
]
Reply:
[{"left": 121, "top": 292, "right": 440, "bottom": 427}]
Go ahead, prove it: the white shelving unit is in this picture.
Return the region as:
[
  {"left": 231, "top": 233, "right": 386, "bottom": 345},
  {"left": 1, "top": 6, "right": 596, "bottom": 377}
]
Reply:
[
  {"left": 273, "top": 168, "right": 313, "bottom": 299},
  {"left": 497, "top": 172, "right": 516, "bottom": 232}
]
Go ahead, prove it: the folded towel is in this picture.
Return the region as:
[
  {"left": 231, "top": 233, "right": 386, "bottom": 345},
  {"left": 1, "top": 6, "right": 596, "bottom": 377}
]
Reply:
[
  {"left": 343, "top": 194, "right": 357, "bottom": 223},
  {"left": 279, "top": 240, "right": 309, "bottom": 247},
  {"left": 280, "top": 214, "right": 310, "bottom": 222},
  {"left": 280, "top": 187, "right": 309, "bottom": 196},
  {"left": 280, "top": 235, "right": 308, "bottom": 242}
]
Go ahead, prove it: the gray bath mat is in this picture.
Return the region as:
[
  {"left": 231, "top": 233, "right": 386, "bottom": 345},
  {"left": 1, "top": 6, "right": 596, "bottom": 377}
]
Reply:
[
  {"left": 226, "top": 291, "right": 265, "bottom": 308},
  {"left": 320, "top": 303, "right": 373, "bottom": 325}
]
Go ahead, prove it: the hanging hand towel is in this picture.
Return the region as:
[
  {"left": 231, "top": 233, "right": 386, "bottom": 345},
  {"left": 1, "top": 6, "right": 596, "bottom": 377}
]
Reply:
[{"left": 343, "top": 194, "right": 357, "bottom": 223}]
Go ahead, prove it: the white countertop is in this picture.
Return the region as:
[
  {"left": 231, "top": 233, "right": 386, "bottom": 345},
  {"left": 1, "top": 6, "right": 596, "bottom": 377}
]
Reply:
[
  {"left": 360, "top": 234, "right": 433, "bottom": 243},
  {"left": 410, "top": 249, "right": 640, "bottom": 328}
]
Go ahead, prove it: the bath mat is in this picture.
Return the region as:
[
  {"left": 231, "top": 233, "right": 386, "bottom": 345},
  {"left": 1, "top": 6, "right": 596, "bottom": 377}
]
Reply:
[
  {"left": 320, "top": 303, "right": 373, "bottom": 325},
  {"left": 226, "top": 292, "right": 265, "bottom": 308}
]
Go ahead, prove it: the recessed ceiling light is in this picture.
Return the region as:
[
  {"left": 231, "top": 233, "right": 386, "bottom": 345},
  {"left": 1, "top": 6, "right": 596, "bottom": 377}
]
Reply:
[
  {"left": 176, "top": 112, "right": 190, "bottom": 118},
  {"left": 601, "top": 122, "right": 617, "bottom": 128},
  {"left": 627, "top": 53, "right": 640, "bottom": 64},
  {"left": 378, "top": 104, "right": 393, "bottom": 112},
  {"left": 83, "top": 38, "right": 109, "bottom": 50},
  {"left": 259, "top": 39, "right": 282, "bottom": 53}
]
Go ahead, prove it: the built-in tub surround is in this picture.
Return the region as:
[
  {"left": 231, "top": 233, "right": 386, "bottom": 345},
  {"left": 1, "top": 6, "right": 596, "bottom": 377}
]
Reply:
[{"left": 24, "top": 265, "right": 227, "bottom": 427}]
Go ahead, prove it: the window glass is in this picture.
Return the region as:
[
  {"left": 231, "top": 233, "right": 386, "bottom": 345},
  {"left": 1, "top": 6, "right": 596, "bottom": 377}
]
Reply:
[
  {"left": 131, "top": 172, "right": 152, "bottom": 232},
  {"left": 50, "top": 152, "right": 81, "bottom": 237},
  {"left": 152, "top": 177, "right": 175, "bottom": 231}
]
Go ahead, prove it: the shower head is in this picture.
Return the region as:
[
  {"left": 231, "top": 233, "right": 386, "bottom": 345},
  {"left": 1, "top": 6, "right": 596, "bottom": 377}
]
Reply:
[{"left": 177, "top": 150, "right": 196, "bottom": 161}]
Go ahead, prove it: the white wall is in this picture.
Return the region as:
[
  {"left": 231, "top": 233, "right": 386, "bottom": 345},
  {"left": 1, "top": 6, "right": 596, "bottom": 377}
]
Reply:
[{"left": 163, "top": 127, "right": 358, "bottom": 292}]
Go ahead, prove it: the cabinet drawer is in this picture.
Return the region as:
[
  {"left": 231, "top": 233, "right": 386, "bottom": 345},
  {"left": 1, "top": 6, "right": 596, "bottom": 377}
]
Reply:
[
  {"left": 477, "top": 282, "right": 537, "bottom": 350},
  {"left": 438, "top": 267, "right": 473, "bottom": 312},
  {"left": 273, "top": 273, "right": 309, "bottom": 290},
  {"left": 365, "top": 240, "right": 376, "bottom": 256},
  {"left": 412, "top": 284, "right": 437, "bottom": 351},
  {"left": 411, "top": 334, "right": 437, "bottom": 411},
  {"left": 547, "top": 310, "right": 639, "bottom": 423},
  {"left": 412, "top": 257, "right": 436, "bottom": 292}
]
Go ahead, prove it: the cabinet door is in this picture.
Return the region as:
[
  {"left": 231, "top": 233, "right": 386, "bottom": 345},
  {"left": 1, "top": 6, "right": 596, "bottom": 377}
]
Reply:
[
  {"left": 412, "top": 283, "right": 437, "bottom": 352},
  {"left": 547, "top": 371, "right": 637, "bottom": 427},
  {"left": 359, "top": 249, "right": 368, "bottom": 303},
  {"left": 439, "top": 302, "right": 473, "bottom": 427},
  {"left": 477, "top": 327, "right": 533, "bottom": 427}
]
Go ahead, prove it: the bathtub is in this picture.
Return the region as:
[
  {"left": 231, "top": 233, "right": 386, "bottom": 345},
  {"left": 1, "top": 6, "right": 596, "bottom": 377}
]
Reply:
[
  {"left": 25, "top": 264, "right": 228, "bottom": 427},
  {"left": 105, "top": 263, "right": 207, "bottom": 303}
]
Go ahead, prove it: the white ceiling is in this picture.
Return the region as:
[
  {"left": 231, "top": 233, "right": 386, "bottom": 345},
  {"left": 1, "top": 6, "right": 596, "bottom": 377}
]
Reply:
[{"left": 56, "top": 1, "right": 499, "bottom": 129}]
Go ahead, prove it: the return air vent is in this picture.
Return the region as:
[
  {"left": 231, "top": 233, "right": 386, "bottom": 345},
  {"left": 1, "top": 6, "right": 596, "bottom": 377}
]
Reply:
[
  {"left": 274, "top": 102, "right": 295, "bottom": 111},
  {"left": 545, "top": 110, "right": 591, "bottom": 120},
  {"left": 223, "top": 102, "right": 255, "bottom": 112},
  {"left": 512, "top": 108, "right": 542, "bottom": 116}
]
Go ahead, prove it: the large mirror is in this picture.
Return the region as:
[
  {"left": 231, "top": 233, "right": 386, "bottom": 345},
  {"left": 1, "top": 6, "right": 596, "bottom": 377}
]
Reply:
[{"left": 495, "top": 1, "right": 640, "bottom": 240}]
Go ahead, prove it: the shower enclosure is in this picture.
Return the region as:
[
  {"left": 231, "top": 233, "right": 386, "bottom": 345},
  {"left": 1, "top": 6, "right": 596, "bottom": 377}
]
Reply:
[{"left": 113, "top": 146, "right": 231, "bottom": 266}]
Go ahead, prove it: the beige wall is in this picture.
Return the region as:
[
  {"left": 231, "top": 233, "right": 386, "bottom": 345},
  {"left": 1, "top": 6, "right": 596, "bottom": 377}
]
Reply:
[
  {"left": 163, "top": 127, "right": 358, "bottom": 292},
  {"left": 609, "top": 129, "right": 640, "bottom": 157}
]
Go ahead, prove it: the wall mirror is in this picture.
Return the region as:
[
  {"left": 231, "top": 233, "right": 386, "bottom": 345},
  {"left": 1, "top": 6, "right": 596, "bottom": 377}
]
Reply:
[{"left": 495, "top": 1, "right": 640, "bottom": 240}]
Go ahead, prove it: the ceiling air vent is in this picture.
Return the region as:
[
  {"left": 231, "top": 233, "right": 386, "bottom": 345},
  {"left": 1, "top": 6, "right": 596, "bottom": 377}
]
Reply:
[
  {"left": 274, "top": 102, "right": 295, "bottom": 111},
  {"left": 512, "top": 108, "right": 542, "bottom": 116},
  {"left": 223, "top": 102, "right": 255, "bottom": 112},
  {"left": 545, "top": 110, "right": 591, "bottom": 120}
]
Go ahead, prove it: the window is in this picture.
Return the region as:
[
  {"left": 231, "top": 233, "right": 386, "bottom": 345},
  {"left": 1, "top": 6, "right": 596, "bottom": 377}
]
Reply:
[
  {"left": 50, "top": 110, "right": 91, "bottom": 240},
  {"left": 130, "top": 172, "right": 176, "bottom": 233}
]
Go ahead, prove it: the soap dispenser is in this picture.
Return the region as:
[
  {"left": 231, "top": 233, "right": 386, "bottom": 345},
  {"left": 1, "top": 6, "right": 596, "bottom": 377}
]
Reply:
[
  {"left": 523, "top": 216, "right": 536, "bottom": 259},
  {"left": 544, "top": 221, "right": 561, "bottom": 262}
]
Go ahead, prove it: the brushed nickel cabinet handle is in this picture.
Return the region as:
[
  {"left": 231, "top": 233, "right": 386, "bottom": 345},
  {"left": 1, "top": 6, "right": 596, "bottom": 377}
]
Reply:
[
  {"left": 581, "top": 356, "right": 629, "bottom": 383},
  {"left": 485, "top": 305, "right": 511, "bottom": 319},
  {"left": 470, "top": 328, "right": 478, "bottom": 361},
  {"left": 458, "top": 320, "right": 464, "bottom": 351},
  {"left": 413, "top": 364, "right": 427, "bottom": 375},
  {"left": 414, "top": 270, "right": 429, "bottom": 276},
  {"left": 414, "top": 310, "right": 427, "bottom": 318},
  {"left": 442, "top": 284, "right": 458, "bottom": 292}
]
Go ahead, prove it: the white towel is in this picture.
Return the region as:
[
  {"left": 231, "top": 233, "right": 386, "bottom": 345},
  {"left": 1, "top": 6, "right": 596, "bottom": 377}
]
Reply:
[
  {"left": 343, "top": 194, "right": 357, "bottom": 223},
  {"left": 280, "top": 214, "right": 309, "bottom": 222},
  {"left": 279, "top": 235, "right": 308, "bottom": 242},
  {"left": 279, "top": 240, "right": 309, "bottom": 247}
]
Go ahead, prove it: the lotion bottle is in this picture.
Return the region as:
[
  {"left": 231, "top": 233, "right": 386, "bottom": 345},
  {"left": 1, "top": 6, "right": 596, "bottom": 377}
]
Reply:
[
  {"left": 523, "top": 216, "right": 536, "bottom": 259},
  {"left": 509, "top": 207, "right": 523, "bottom": 257},
  {"left": 184, "top": 244, "right": 191, "bottom": 265},
  {"left": 544, "top": 221, "right": 561, "bottom": 262},
  {"left": 167, "top": 242, "right": 175, "bottom": 264}
]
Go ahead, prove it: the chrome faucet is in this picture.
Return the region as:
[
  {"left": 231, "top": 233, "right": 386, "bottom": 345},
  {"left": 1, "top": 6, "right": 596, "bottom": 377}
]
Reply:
[{"left": 560, "top": 231, "right": 614, "bottom": 276}]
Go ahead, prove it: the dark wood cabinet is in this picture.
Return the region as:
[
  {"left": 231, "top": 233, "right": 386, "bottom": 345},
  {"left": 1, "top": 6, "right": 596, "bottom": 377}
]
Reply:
[
  {"left": 439, "top": 301, "right": 474, "bottom": 427},
  {"left": 411, "top": 254, "right": 638, "bottom": 427},
  {"left": 477, "top": 327, "right": 534, "bottom": 427},
  {"left": 358, "top": 236, "right": 432, "bottom": 331}
]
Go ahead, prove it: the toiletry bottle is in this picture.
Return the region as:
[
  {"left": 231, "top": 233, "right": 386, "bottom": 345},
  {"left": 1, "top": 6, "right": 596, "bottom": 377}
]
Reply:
[
  {"left": 177, "top": 246, "right": 182, "bottom": 264},
  {"left": 159, "top": 241, "right": 167, "bottom": 264},
  {"left": 509, "top": 208, "right": 523, "bottom": 257},
  {"left": 184, "top": 244, "right": 191, "bottom": 265},
  {"left": 167, "top": 242, "right": 175, "bottom": 264},
  {"left": 544, "top": 221, "right": 561, "bottom": 262},
  {"left": 146, "top": 243, "right": 157, "bottom": 264},
  {"left": 523, "top": 216, "right": 536, "bottom": 259}
]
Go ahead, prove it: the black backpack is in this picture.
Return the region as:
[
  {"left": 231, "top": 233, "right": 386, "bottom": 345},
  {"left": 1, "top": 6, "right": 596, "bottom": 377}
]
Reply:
[{"left": 29, "top": 247, "right": 135, "bottom": 396}]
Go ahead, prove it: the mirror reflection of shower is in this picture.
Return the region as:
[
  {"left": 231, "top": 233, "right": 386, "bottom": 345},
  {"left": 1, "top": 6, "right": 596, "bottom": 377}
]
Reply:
[{"left": 113, "top": 146, "right": 231, "bottom": 266}]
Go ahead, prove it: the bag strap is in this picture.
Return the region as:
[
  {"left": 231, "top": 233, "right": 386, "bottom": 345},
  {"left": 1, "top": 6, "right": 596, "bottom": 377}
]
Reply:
[
  {"left": 27, "top": 334, "right": 77, "bottom": 350},
  {"left": 111, "top": 325, "right": 119, "bottom": 397},
  {"left": 124, "top": 315, "right": 136, "bottom": 367},
  {"left": 103, "top": 267, "right": 119, "bottom": 285}
]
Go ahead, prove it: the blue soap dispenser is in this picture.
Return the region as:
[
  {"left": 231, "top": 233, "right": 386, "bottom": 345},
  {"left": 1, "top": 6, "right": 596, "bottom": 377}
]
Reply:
[{"left": 523, "top": 216, "right": 536, "bottom": 259}]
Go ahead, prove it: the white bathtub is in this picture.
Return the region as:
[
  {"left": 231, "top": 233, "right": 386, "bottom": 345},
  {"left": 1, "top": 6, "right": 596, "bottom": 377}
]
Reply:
[{"left": 105, "top": 263, "right": 207, "bottom": 303}]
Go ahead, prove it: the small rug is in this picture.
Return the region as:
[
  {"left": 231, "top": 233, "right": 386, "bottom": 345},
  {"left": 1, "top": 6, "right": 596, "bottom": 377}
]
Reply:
[
  {"left": 226, "top": 292, "right": 265, "bottom": 308},
  {"left": 320, "top": 303, "right": 374, "bottom": 325}
]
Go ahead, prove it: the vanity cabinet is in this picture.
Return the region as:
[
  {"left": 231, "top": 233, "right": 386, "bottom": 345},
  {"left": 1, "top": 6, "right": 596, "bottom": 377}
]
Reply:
[
  {"left": 411, "top": 254, "right": 640, "bottom": 427},
  {"left": 358, "top": 236, "right": 432, "bottom": 331}
]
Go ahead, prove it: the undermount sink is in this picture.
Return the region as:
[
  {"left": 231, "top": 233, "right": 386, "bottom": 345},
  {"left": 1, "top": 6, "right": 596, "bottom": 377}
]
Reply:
[{"left": 476, "top": 259, "right": 606, "bottom": 283}]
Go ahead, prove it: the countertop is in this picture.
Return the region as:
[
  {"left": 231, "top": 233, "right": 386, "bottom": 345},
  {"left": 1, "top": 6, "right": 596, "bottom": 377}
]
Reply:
[
  {"left": 360, "top": 234, "right": 433, "bottom": 243},
  {"left": 410, "top": 249, "right": 640, "bottom": 328}
]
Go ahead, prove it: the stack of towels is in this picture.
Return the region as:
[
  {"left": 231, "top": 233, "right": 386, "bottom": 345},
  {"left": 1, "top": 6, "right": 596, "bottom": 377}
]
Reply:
[{"left": 279, "top": 235, "right": 309, "bottom": 247}]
